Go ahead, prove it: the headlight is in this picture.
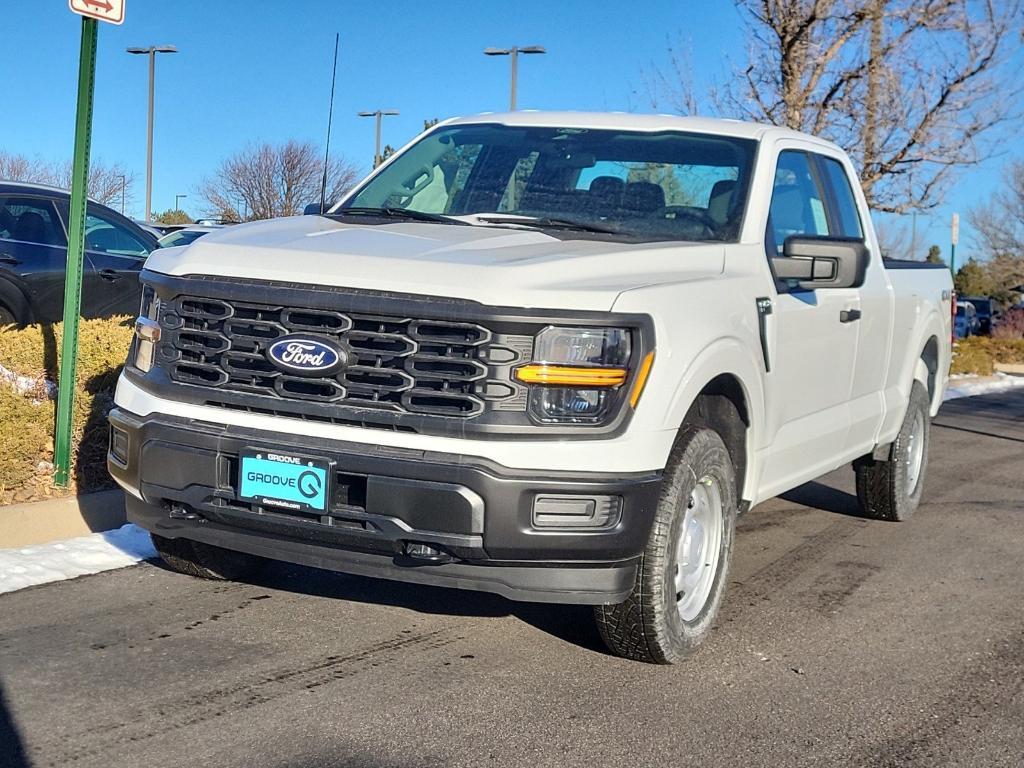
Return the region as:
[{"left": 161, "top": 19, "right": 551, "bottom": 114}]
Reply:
[
  {"left": 132, "top": 286, "right": 161, "bottom": 372},
  {"left": 514, "top": 326, "right": 652, "bottom": 425}
]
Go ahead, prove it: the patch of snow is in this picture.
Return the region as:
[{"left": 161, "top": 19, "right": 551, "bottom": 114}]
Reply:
[
  {"left": 0, "top": 524, "right": 156, "bottom": 596},
  {"left": 943, "top": 372, "right": 1024, "bottom": 402},
  {"left": 0, "top": 361, "right": 56, "bottom": 400}
]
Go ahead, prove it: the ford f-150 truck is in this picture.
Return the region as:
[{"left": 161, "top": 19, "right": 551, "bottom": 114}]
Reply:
[{"left": 108, "top": 112, "right": 952, "bottom": 664}]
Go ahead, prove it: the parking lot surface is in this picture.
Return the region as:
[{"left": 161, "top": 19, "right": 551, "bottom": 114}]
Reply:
[{"left": 1, "top": 390, "right": 1022, "bottom": 768}]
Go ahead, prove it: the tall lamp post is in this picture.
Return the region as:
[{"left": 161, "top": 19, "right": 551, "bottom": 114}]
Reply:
[
  {"left": 483, "top": 46, "right": 546, "bottom": 110},
  {"left": 358, "top": 110, "right": 400, "bottom": 168},
  {"left": 117, "top": 174, "right": 126, "bottom": 215},
  {"left": 126, "top": 45, "right": 177, "bottom": 222},
  {"left": 175, "top": 193, "right": 187, "bottom": 214}
]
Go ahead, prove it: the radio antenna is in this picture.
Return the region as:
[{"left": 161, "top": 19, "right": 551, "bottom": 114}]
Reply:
[{"left": 319, "top": 33, "right": 340, "bottom": 215}]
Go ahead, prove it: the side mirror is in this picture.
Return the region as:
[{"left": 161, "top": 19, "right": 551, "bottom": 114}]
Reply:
[
  {"left": 303, "top": 203, "right": 324, "bottom": 216},
  {"left": 772, "top": 236, "right": 869, "bottom": 290}
]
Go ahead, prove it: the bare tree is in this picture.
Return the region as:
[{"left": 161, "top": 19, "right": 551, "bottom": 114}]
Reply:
[
  {"left": 969, "top": 159, "right": 1024, "bottom": 305},
  {"left": 0, "top": 151, "right": 134, "bottom": 209},
  {"left": 970, "top": 159, "right": 1024, "bottom": 258},
  {"left": 651, "top": 0, "right": 1023, "bottom": 213},
  {"left": 200, "top": 141, "right": 361, "bottom": 221}
]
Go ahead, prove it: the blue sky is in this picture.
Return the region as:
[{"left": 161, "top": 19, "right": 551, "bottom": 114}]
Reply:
[{"left": 2, "top": 0, "right": 1019, "bottom": 260}]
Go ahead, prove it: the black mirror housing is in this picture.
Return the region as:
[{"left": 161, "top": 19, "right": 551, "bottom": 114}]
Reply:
[
  {"left": 303, "top": 203, "right": 324, "bottom": 216},
  {"left": 773, "top": 236, "right": 869, "bottom": 290}
]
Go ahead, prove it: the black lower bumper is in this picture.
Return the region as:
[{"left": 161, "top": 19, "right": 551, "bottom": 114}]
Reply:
[{"left": 108, "top": 408, "right": 662, "bottom": 604}]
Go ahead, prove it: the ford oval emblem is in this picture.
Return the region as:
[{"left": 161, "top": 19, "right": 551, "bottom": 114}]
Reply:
[{"left": 266, "top": 335, "right": 347, "bottom": 377}]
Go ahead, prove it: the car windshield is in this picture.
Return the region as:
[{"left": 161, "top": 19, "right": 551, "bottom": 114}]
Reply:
[{"left": 341, "top": 124, "right": 757, "bottom": 242}]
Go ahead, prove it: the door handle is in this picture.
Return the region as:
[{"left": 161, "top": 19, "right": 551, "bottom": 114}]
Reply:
[
  {"left": 840, "top": 309, "right": 862, "bottom": 323},
  {"left": 99, "top": 268, "right": 123, "bottom": 282},
  {"left": 0, "top": 253, "right": 20, "bottom": 266}
]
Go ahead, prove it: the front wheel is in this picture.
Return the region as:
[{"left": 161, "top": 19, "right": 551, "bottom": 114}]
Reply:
[
  {"left": 854, "top": 380, "right": 931, "bottom": 521},
  {"left": 595, "top": 426, "right": 737, "bottom": 664}
]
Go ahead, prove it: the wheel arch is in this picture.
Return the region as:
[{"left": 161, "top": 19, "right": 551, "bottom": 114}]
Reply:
[{"left": 0, "top": 274, "right": 32, "bottom": 326}]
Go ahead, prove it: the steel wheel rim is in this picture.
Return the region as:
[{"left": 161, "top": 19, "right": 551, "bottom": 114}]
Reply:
[
  {"left": 905, "top": 410, "right": 925, "bottom": 496},
  {"left": 674, "top": 475, "right": 724, "bottom": 622}
]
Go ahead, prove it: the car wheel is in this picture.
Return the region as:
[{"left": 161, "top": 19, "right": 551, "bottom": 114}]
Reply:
[
  {"left": 151, "top": 534, "right": 264, "bottom": 581},
  {"left": 594, "top": 426, "right": 737, "bottom": 664},
  {"left": 853, "top": 380, "right": 931, "bottom": 522}
]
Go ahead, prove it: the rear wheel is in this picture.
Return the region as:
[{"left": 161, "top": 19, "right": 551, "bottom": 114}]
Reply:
[
  {"left": 854, "top": 380, "right": 931, "bottom": 521},
  {"left": 595, "top": 426, "right": 737, "bottom": 664},
  {"left": 151, "top": 534, "right": 264, "bottom": 581}
]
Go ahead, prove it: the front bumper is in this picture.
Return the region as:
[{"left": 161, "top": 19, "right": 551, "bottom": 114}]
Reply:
[{"left": 108, "top": 408, "right": 662, "bottom": 604}]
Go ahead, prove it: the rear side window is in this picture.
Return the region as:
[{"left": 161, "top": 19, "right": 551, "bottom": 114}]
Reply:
[
  {"left": 0, "top": 197, "right": 67, "bottom": 247},
  {"left": 818, "top": 157, "right": 863, "bottom": 238},
  {"left": 768, "top": 151, "right": 830, "bottom": 252},
  {"left": 84, "top": 211, "right": 151, "bottom": 258}
]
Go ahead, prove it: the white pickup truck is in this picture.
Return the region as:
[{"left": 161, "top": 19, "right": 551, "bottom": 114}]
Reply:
[{"left": 109, "top": 112, "right": 952, "bottom": 664}]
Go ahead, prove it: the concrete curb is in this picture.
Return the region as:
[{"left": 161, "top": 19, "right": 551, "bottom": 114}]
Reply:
[
  {"left": 0, "top": 489, "right": 125, "bottom": 548},
  {"left": 994, "top": 363, "right": 1024, "bottom": 376}
]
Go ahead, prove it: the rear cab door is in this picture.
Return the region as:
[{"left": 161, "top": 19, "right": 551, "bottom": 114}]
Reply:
[{"left": 0, "top": 193, "right": 70, "bottom": 323}]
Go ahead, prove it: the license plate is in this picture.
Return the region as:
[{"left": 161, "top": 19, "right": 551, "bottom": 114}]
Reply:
[{"left": 238, "top": 450, "right": 330, "bottom": 512}]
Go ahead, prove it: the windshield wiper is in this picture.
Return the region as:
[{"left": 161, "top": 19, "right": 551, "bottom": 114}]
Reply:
[
  {"left": 471, "top": 213, "right": 622, "bottom": 235},
  {"left": 332, "top": 207, "right": 468, "bottom": 225}
]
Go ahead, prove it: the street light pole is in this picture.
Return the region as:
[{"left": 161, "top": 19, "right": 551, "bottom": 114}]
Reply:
[
  {"left": 118, "top": 174, "right": 126, "bottom": 215},
  {"left": 175, "top": 193, "right": 187, "bottom": 212},
  {"left": 127, "top": 45, "right": 177, "bottom": 222},
  {"left": 357, "top": 110, "right": 400, "bottom": 168},
  {"left": 483, "top": 45, "right": 545, "bottom": 110}
]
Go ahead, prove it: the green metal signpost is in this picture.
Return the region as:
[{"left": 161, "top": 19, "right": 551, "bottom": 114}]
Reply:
[{"left": 53, "top": 17, "right": 99, "bottom": 487}]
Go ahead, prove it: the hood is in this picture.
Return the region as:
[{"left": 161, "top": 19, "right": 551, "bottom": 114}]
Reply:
[{"left": 144, "top": 215, "right": 726, "bottom": 311}]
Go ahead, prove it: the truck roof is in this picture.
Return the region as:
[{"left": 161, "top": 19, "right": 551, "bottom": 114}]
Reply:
[{"left": 442, "top": 111, "right": 838, "bottom": 148}]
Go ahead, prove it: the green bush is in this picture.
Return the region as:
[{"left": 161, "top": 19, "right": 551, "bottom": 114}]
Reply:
[
  {"left": 950, "top": 336, "right": 1024, "bottom": 376},
  {"left": 0, "top": 317, "right": 134, "bottom": 503}
]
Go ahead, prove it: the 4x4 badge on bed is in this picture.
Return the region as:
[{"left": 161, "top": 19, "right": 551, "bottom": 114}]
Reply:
[{"left": 266, "top": 334, "right": 347, "bottom": 377}]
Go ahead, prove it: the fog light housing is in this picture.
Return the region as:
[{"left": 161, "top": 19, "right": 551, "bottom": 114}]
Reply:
[
  {"left": 532, "top": 494, "right": 622, "bottom": 530},
  {"left": 109, "top": 425, "right": 129, "bottom": 465}
]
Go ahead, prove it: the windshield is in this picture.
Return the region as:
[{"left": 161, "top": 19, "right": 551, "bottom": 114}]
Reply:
[{"left": 342, "top": 124, "right": 757, "bottom": 242}]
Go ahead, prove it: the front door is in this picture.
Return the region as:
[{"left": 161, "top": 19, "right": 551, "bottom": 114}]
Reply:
[
  {"left": 758, "top": 149, "right": 861, "bottom": 495},
  {"left": 82, "top": 207, "right": 151, "bottom": 318}
]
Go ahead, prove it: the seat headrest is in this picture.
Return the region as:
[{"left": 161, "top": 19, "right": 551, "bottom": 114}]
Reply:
[
  {"left": 623, "top": 181, "right": 665, "bottom": 214},
  {"left": 13, "top": 211, "right": 48, "bottom": 244},
  {"left": 707, "top": 179, "right": 736, "bottom": 225}
]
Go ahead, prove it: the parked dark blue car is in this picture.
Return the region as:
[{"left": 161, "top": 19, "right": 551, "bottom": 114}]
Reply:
[{"left": 0, "top": 181, "right": 158, "bottom": 325}]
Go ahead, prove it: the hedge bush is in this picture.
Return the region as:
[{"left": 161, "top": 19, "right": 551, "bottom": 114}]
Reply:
[
  {"left": 950, "top": 336, "right": 1024, "bottom": 376},
  {"left": 0, "top": 317, "right": 134, "bottom": 504}
]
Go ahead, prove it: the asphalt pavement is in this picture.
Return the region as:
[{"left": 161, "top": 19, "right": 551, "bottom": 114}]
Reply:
[{"left": 1, "top": 390, "right": 1022, "bottom": 768}]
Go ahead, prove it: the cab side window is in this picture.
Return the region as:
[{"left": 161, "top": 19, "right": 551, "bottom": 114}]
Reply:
[
  {"left": 84, "top": 212, "right": 150, "bottom": 258},
  {"left": 768, "top": 151, "right": 830, "bottom": 253},
  {"left": 0, "top": 197, "right": 67, "bottom": 247},
  {"left": 818, "top": 157, "right": 863, "bottom": 239}
]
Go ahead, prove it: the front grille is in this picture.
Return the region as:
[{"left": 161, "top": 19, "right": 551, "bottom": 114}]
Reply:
[{"left": 156, "top": 295, "right": 530, "bottom": 419}]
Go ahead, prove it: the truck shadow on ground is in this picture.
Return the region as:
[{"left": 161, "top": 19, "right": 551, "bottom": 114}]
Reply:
[
  {"left": 778, "top": 480, "right": 866, "bottom": 518},
  {"left": 240, "top": 561, "right": 609, "bottom": 655},
  {"left": 0, "top": 680, "right": 31, "bottom": 768}
]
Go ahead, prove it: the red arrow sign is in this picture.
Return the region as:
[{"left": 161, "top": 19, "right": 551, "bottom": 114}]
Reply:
[{"left": 69, "top": 0, "right": 125, "bottom": 25}]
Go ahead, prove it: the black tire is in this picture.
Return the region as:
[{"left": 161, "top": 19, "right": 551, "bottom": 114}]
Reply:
[
  {"left": 854, "top": 380, "right": 931, "bottom": 522},
  {"left": 595, "top": 426, "right": 737, "bottom": 664},
  {"left": 151, "top": 534, "right": 264, "bottom": 581}
]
